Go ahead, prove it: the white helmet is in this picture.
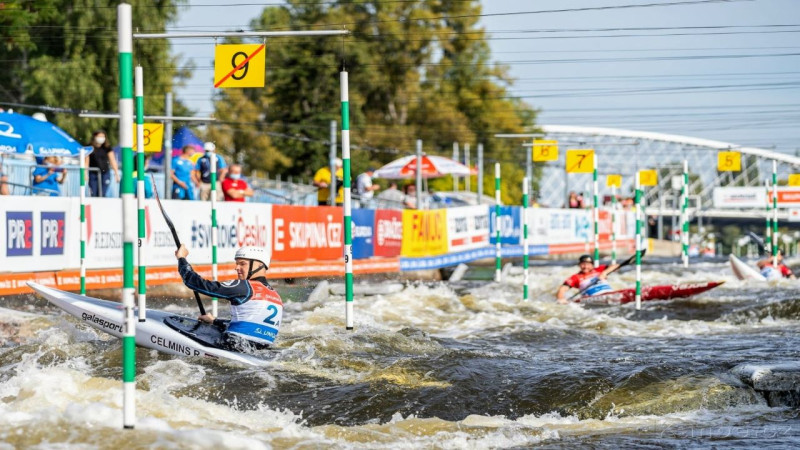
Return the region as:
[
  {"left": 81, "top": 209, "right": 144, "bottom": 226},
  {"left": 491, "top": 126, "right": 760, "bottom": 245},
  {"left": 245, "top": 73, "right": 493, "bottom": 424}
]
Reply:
[
  {"left": 235, "top": 246, "right": 270, "bottom": 269},
  {"left": 203, "top": 142, "right": 216, "bottom": 152}
]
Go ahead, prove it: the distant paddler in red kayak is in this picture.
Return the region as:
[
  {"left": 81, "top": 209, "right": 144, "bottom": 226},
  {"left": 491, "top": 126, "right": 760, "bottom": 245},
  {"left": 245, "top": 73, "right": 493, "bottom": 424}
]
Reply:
[{"left": 556, "top": 254, "right": 622, "bottom": 304}]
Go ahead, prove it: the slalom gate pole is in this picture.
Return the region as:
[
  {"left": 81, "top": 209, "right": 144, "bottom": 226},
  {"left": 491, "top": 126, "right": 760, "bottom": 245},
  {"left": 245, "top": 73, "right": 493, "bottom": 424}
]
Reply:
[
  {"left": 415, "top": 139, "right": 422, "bottom": 210},
  {"left": 773, "top": 160, "right": 778, "bottom": 266},
  {"left": 766, "top": 179, "right": 772, "bottom": 257},
  {"left": 134, "top": 66, "right": 146, "bottom": 322},
  {"left": 118, "top": 2, "right": 136, "bottom": 429},
  {"left": 464, "top": 143, "right": 471, "bottom": 192},
  {"left": 210, "top": 145, "right": 219, "bottom": 317},
  {"left": 522, "top": 177, "right": 529, "bottom": 301},
  {"left": 681, "top": 159, "right": 689, "bottom": 268},
  {"left": 452, "top": 142, "right": 459, "bottom": 191},
  {"left": 79, "top": 148, "right": 86, "bottom": 295},
  {"left": 611, "top": 184, "right": 617, "bottom": 265},
  {"left": 494, "top": 163, "right": 502, "bottom": 282},
  {"left": 593, "top": 156, "right": 599, "bottom": 267},
  {"left": 635, "top": 172, "right": 642, "bottom": 310},
  {"left": 342, "top": 71, "right": 354, "bottom": 330}
]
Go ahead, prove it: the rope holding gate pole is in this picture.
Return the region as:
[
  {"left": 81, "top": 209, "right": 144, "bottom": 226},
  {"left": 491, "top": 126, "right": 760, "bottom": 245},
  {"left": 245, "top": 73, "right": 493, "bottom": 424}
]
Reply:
[
  {"left": 210, "top": 144, "right": 219, "bottom": 318},
  {"left": 342, "top": 71, "right": 354, "bottom": 330},
  {"left": 635, "top": 172, "right": 642, "bottom": 311},
  {"left": 522, "top": 177, "right": 529, "bottom": 301},
  {"left": 118, "top": 2, "right": 136, "bottom": 429},
  {"left": 494, "top": 163, "right": 502, "bottom": 282},
  {"left": 80, "top": 148, "right": 87, "bottom": 295},
  {"left": 135, "top": 65, "right": 147, "bottom": 322},
  {"left": 682, "top": 159, "right": 689, "bottom": 268}
]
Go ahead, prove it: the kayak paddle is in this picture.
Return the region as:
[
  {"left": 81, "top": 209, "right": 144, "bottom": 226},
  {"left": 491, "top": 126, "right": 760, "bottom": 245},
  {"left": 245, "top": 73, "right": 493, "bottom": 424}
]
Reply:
[
  {"left": 151, "top": 175, "right": 207, "bottom": 316},
  {"left": 568, "top": 249, "right": 647, "bottom": 301}
]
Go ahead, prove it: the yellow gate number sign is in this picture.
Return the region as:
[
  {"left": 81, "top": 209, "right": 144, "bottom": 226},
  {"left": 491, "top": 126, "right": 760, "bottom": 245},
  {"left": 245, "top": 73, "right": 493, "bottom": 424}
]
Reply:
[
  {"left": 565, "top": 149, "right": 595, "bottom": 173},
  {"left": 639, "top": 170, "right": 658, "bottom": 186},
  {"left": 214, "top": 44, "right": 266, "bottom": 88},
  {"left": 717, "top": 151, "right": 741, "bottom": 171},
  {"left": 607, "top": 174, "right": 622, "bottom": 188},
  {"left": 132, "top": 123, "right": 164, "bottom": 153},
  {"left": 789, "top": 174, "right": 800, "bottom": 186},
  {"left": 533, "top": 139, "right": 559, "bottom": 162}
]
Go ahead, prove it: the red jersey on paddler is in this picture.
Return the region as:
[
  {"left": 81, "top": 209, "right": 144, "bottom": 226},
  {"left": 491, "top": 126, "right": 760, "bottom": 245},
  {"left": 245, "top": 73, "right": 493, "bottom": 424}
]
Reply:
[{"left": 564, "top": 265, "right": 609, "bottom": 291}]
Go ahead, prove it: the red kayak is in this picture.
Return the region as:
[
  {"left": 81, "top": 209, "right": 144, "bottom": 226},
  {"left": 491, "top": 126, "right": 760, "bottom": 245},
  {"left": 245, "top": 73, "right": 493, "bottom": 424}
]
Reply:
[{"left": 577, "top": 281, "right": 724, "bottom": 306}]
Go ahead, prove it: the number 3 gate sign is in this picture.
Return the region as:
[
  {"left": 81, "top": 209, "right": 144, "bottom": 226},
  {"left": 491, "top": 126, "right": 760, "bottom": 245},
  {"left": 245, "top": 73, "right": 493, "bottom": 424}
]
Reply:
[{"left": 214, "top": 44, "right": 266, "bottom": 88}]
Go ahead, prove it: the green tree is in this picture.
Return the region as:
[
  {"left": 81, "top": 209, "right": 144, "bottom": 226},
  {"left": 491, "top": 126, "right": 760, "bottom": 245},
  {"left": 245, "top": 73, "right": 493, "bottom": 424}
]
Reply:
[{"left": 0, "top": 0, "right": 188, "bottom": 145}]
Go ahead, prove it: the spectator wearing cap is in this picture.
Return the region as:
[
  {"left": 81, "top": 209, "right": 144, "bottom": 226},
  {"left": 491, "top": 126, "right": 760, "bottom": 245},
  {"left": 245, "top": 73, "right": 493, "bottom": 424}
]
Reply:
[
  {"left": 313, "top": 158, "right": 344, "bottom": 206},
  {"left": 355, "top": 167, "right": 380, "bottom": 208},
  {"left": 193, "top": 142, "right": 227, "bottom": 201}
]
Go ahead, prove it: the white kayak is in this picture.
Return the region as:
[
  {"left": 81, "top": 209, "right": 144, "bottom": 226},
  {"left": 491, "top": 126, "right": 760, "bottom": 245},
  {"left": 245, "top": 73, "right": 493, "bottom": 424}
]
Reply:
[
  {"left": 28, "top": 282, "right": 270, "bottom": 367},
  {"left": 728, "top": 254, "right": 766, "bottom": 281}
]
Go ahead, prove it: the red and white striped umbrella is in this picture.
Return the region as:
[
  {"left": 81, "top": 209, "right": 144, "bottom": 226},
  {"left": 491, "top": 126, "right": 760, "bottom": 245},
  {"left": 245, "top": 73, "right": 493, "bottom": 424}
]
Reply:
[{"left": 372, "top": 155, "right": 474, "bottom": 179}]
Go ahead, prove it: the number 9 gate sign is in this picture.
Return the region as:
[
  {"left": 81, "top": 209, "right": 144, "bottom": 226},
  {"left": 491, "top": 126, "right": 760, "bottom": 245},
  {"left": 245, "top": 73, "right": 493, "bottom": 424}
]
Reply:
[{"left": 214, "top": 44, "right": 266, "bottom": 88}]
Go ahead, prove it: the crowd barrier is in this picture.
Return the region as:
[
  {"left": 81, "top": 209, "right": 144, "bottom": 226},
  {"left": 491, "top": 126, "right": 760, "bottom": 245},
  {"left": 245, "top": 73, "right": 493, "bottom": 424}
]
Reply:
[{"left": 1, "top": 196, "right": 635, "bottom": 295}]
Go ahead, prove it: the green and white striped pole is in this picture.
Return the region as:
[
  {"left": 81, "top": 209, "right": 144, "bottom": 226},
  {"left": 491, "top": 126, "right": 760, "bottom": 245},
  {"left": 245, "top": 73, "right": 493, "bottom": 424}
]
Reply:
[
  {"left": 635, "top": 172, "right": 642, "bottom": 311},
  {"left": 80, "top": 147, "right": 87, "bottom": 295},
  {"left": 611, "top": 184, "right": 617, "bottom": 265},
  {"left": 766, "top": 179, "right": 772, "bottom": 258},
  {"left": 773, "top": 160, "right": 778, "bottom": 266},
  {"left": 494, "top": 163, "right": 502, "bottom": 282},
  {"left": 592, "top": 155, "right": 599, "bottom": 267},
  {"left": 210, "top": 145, "right": 219, "bottom": 318},
  {"left": 522, "top": 177, "right": 529, "bottom": 301},
  {"left": 681, "top": 160, "right": 689, "bottom": 267},
  {"left": 135, "top": 66, "right": 146, "bottom": 322},
  {"left": 118, "top": 3, "right": 136, "bottom": 429},
  {"left": 342, "top": 71, "right": 354, "bottom": 330}
]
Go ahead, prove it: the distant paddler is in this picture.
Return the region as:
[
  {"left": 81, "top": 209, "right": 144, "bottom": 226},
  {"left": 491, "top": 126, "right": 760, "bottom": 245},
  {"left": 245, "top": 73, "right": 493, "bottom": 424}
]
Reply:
[
  {"left": 756, "top": 252, "right": 796, "bottom": 280},
  {"left": 175, "top": 244, "right": 284, "bottom": 349},
  {"left": 556, "top": 254, "right": 622, "bottom": 304}
]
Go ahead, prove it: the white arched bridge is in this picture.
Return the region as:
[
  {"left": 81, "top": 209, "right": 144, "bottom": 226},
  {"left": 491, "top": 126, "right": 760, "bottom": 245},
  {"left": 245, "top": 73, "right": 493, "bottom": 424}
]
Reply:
[{"left": 531, "top": 125, "right": 800, "bottom": 231}]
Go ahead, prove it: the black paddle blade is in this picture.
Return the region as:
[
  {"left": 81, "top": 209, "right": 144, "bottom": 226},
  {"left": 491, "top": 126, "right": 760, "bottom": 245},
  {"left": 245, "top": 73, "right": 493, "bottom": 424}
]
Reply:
[{"left": 151, "top": 174, "right": 181, "bottom": 248}]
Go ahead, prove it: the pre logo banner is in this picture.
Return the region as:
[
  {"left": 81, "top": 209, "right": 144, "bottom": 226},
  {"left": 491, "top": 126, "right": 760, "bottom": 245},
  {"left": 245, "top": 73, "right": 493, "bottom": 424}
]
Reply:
[
  {"left": 351, "top": 209, "right": 375, "bottom": 259},
  {"left": 1, "top": 196, "right": 71, "bottom": 271},
  {"left": 489, "top": 206, "right": 521, "bottom": 245},
  {"left": 401, "top": 209, "right": 448, "bottom": 257},
  {"left": 374, "top": 209, "right": 402, "bottom": 258},
  {"left": 272, "top": 205, "right": 343, "bottom": 261}
]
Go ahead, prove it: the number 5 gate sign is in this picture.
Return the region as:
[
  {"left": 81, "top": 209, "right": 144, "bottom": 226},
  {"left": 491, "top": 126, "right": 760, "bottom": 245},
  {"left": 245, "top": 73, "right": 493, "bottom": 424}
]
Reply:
[{"left": 214, "top": 43, "right": 266, "bottom": 88}]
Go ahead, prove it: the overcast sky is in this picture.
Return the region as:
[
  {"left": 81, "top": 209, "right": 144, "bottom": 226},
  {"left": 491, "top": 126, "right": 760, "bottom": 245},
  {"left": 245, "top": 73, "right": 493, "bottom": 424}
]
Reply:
[{"left": 172, "top": 0, "right": 800, "bottom": 154}]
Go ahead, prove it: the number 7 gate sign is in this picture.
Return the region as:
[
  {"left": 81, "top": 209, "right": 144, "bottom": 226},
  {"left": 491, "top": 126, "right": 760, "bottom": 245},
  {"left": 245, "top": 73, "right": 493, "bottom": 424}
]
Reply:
[
  {"left": 214, "top": 44, "right": 266, "bottom": 88},
  {"left": 566, "top": 149, "right": 595, "bottom": 173}
]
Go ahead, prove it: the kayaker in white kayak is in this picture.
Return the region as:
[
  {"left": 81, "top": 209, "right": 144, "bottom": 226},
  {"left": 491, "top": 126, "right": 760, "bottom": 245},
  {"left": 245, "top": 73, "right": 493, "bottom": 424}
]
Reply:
[
  {"left": 175, "top": 244, "right": 283, "bottom": 348},
  {"left": 556, "top": 254, "right": 622, "bottom": 304},
  {"left": 757, "top": 252, "right": 795, "bottom": 280}
]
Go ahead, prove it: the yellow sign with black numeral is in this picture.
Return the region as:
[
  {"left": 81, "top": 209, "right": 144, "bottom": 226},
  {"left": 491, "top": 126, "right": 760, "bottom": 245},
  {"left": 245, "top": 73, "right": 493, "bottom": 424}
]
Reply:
[
  {"left": 606, "top": 174, "right": 622, "bottom": 188},
  {"left": 131, "top": 123, "right": 164, "bottom": 153},
  {"left": 214, "top": 44, "right": 266, "bottom": 88},
  {"left": 638, "top": 169, "right": 658, "bottom": 186},
  {"left": 717, "top": 151, "right": 741, "bottom": 171},
  {"left": 533, "top": 139, "right": 559, "bottom": 162},
  {"left": 565, "top": 149, "right": 595, "bottom": 173},
  {"left": 788, "top": 174, "right": 800, "bottom": 186}
]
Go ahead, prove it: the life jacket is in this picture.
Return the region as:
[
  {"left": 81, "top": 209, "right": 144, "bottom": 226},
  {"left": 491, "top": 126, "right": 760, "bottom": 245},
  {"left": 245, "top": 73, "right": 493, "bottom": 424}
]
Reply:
[
  {"left": 226, "top": 281, "right": 283, "bottom": 345},
  {"left": 760, "top": 263, "right": 784, "bottom": 280},
  {"left": 570, "top": 269, "right": 613, "bottom": 297}
]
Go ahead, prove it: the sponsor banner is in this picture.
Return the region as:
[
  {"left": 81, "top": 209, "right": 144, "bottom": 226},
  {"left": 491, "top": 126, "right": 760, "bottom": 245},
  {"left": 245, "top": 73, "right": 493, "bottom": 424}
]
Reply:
[
  {"left": 84, "top": 198, "right": 123, "bottom": 268},
  {"left": 526, "top": 208, "right": 591, "bottom": 245},
  {"left": 1, "top": 196, "right": 72, "bottom": 271},
  {"left": 770, "top": 188, "right": 800, "bottom": 206},
  {"left": 272, "top": 205, "right": 342, "bottom": 261},
  {"left": 713, "top": 187, "right": 765, "bottom": 209},
  {"left": 183, "top": 201, "right": 272, "bottom": 264},
  {"left": 401, "top": 209, "right": 448, "bottom": 257},
  {"left": 400, "top": 245, "right": 550, "bottom": 271},
  {"left": 374, "top": 209, "right": 402, "bottom": 258},
  {"left": 447, "top": 205, "right": 490, "bottom": 253},
  {"left": 351, "top": 209, "right": 375, "bottom": 259},
  {"left": 489, "top": 206, "right": 521, "bottom": 245}
]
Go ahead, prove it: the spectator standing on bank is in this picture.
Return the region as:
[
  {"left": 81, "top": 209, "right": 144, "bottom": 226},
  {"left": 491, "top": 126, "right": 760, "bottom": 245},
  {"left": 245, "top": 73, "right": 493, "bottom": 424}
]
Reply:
[
  {"left": 32, "top": 156, "right": 66, "bottom": 196},
  {"left": 0, "top": 163, "right": 8, "bottom": 195},
  {"left": 403, "top": 184, "right": 418, "bottom": 209},
  {"left": 171, "top": 145, "right": 197, "bottom": 200},
  {"left": 194, "top": 142, "right": 227, "bottom": 201},
  {"left": 355, "top": 167, "right": 380, "bottom": 208},
  {"left": 222, "top": 164, "right": 253, "bottom": 202},
  {"left": 86, "top": 130, "right": 120, "bottom": 197},
  {"left": 376, "top": 181, "right": 404, "bottom": 207},
  {"left": 313, "top": 158, "right": 343, "bottom": 206}
]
